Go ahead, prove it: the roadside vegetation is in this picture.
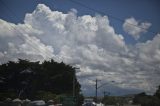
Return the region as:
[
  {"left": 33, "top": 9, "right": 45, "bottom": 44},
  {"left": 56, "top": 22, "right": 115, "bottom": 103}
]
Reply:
[{"left": 0, "top": 59, "right": 83, "bottom": 105}]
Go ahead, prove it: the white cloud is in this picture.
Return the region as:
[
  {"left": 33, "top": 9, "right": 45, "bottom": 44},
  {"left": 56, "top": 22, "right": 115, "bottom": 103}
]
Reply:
[
  {"left": 0, "top": 19, "right": 16, "bottom": 37},
  {"left": 0, "top": 18, "right": 54, "bottom": 63},
  {"left": 123, "top": 17, "right": 151, "bottom": 40},
  {"left": 0, "top": 4, "right": 159, "bottom": 95}
]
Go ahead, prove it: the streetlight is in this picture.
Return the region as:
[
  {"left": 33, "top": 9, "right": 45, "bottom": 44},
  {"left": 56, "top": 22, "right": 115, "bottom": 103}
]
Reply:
[{"left": 95, "top": 80, "right": 116, "bottom": 104}]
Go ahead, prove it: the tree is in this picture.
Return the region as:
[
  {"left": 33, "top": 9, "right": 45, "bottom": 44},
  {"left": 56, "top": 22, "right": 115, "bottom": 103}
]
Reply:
[
  {"left": 133, "top": 91, "right": 160, "bottom": 106},
  {"left": 77, "top": 93, "right": 84, "bottom": 106},
  {"left": 154, "top": 86, "right": 160, "bottom": 99},
  {"left": 102, "top": 96, "right": 117, "bottom": 105},
  {"left": 0, "top": 59, "right": 81, "bottom": 100}
]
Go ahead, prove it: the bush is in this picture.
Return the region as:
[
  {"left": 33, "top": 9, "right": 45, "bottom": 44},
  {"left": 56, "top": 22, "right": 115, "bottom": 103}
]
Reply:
[
  {"left": 35, "top": 91, "right": 57, "bottom": 101},
  {"left": 0, "top": 91, "right": 17, "bottom": 101}
]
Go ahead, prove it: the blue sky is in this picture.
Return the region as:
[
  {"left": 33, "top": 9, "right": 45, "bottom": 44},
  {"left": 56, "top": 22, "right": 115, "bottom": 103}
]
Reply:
[
  {"left": 0, "top": 0, "right": 160, "bottom": 44},
  {"left": 0, "top": 0, "right": 160, "bottom": 96}
]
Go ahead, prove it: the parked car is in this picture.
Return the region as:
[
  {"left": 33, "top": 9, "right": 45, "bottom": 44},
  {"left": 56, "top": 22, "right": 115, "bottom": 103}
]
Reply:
[
  {"left": 82, "top": 102, "right": 96, "bottom": 106},
  {"left": 82, "top": 98, "right": 96, "bottom": 106},
  {"left": 29, "top": 100, "right": 46, "bottom": 106}
]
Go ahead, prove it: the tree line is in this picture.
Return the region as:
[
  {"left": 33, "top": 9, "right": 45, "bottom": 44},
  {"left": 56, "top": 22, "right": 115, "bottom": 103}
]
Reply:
[
  {"left": 0, "top": 59, "right": 82, "bottom": 103},
  {"left": 102, "top": 86, "right": 160, "bottom": 106},
  {"left": 133, "top": 86, "right": 160, "bottom": 106}
]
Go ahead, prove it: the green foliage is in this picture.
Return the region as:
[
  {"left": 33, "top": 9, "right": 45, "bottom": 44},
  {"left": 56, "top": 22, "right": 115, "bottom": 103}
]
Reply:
[
  {"left": 154, "top": 86, "right": 160, "bottom": 99},
  {"left": 0, "top": 59, "right": 81, "bottom": 100},
  {"left": 102, "top": 96, "right": 124, "bottom": 105},
  {"left": 77, "top": 93, "right": 84, "bottom": 106},
  {"left": 0, "top": 91, "right": 16, "bottom": 101},
  {"left": 133, "top": 91, "right": 160, "bottom": 106},
  {"left": 54, "top": 94, "right": 66, "bottom": 103},
  {"left": 35, "top": 91, "right": 57, "bottom": 101},
  {"left": 102, "top": 96, "right": 116, "bottom": 105}
]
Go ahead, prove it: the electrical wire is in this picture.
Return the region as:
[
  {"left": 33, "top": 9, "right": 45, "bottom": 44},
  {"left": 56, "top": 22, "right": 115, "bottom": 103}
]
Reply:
[
  {"left": 68, "top": 0, "right": 157, "bottom": 35},
  {"left": 0, "top": 0, "right": 53, "bottom": 60}
]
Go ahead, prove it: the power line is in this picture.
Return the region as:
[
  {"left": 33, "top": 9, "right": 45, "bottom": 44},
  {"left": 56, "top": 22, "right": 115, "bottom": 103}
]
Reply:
[
  {"left": 68, "top": 0, "right": 157, "bottom": 35},
  {"left": 1, "top": 0, "right": 160, "bottom": 66},
  {"left": 0, "top": 0, "right": 53, "bottom": 60}
]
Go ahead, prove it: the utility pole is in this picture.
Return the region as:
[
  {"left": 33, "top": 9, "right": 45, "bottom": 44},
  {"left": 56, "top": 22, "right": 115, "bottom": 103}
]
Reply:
[
  {"left": 73, "top": 71, "right": 75, "bottom": 97},
  {"left": 95, "top": 79, "right": 97, "bottom": 103},
  {"left": 95, "top": 80, "right": 113, "bottom": 104},
  {"left": 94, "top": 80, "right": 116, "bottom": 105},
  {"left": 103, "top": 91, "right": 106, "bottom": 98},
  {"left": 95, "top": 79, "right": 100, "bottom": 104}
]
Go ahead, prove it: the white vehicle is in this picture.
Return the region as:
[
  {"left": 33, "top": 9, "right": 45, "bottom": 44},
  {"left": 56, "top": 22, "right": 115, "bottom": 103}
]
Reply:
[
  {"left": 29, "top": 100, "right": 46, "bottom": 106},
  {"left": 82, "top": 98, "right": 96, "bottom": 106}
]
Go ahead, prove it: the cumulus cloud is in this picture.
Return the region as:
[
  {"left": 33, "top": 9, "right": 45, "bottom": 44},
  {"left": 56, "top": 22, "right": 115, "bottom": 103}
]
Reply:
[
  {"left": 0, "top": 19, "right": 54, "bottom": 63},
  {"left": 123, "top": 17, "right": 151, "bottom": 40},
  {"left": 0, "top": 4, "right": 160, "bottom": 95}
]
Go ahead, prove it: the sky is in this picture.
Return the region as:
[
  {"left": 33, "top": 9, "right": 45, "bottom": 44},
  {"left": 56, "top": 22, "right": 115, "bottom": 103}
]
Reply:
[{"left": 0, "top": 0, "right": 160, "bottom": 96}]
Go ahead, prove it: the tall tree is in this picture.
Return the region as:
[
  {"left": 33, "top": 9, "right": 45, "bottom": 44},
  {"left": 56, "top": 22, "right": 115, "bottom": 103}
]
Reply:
[{"left": 0, "top": 59, "right": 81, "bottom": 100}]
